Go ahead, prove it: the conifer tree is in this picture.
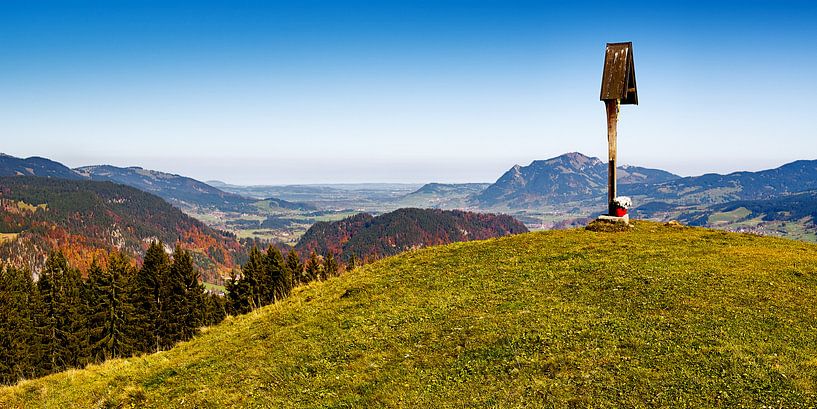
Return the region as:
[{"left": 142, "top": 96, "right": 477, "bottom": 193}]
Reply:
[
  {"left": 242, "top": 247, "right": 266, "bottom": 310},
  {"left": 27, "top": 271, "right": 47, "bottom": 380},
  {"left": 347, "top": 254, "right": 359, "bottom": 271},
  {"left": 264, "top": 246, "right": 286, "bottom": 303},
  {"left": 0, "top": 265, "right": 42, "bottom": 384},
  {"left": 279, "top": 252, "right": 293, "bottom": 300},
  {"left": 323, "top": 252, "right": 339, "bottom": 280},
  {"left": 225, "top": 269, "right": 252, "bottom": 315},
  {"left": 132, "top": 241, "right": 170, "bottom": 352},
  {"left": 37, "top": 251, "right": 87, "bottom": 372},
  {"left": 84, "top": 261, "right": 105, "bottom": 359},
  {"left": 203, "top": 292, "right": 226, "bottom": 326},
  {"left": 86, "top": 253, "right": 136, "bottom": 361},
  {"left": 162, "top": 246, "right": 205, "bottom": 347},
  {"left": 285, "top": 250, "right": 303, "bottom": 285},
  {"left": 305, "top": 251, "right": 323, "bottom": 283}
]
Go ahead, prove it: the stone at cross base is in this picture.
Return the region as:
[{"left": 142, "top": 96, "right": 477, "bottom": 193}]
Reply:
[{"left": 596, "top": 214, "right": 629, "bottom": 224}]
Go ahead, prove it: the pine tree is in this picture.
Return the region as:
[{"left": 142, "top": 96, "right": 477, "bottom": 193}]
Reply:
[
  {"left": 27, "top": 273, "right": 47, "bottom": 379},
  {"left": 279, "top": 252, "right": 293, "bottom": 300},
  {"left": 323, "top": 252, "right": 339, "bottom": 280},
  {"left": 305, "top": 251, "right": 323, "bottom": 283},
  {"left": 162, "top": 246, "right": 205, "bottom": 347},
  {"left": 265, "top": 246, "right": 286, "bottom": 303},
  {"left": 86, "top": 253, "right": 136, "bottom": 362},
  {"left": 132, "top": 241, "right": 170, "bottom": 352},
  {"left": 0, "top": 265, "right": 42, "bottom": 384},
  {"left": 285, "top": 250, "right": 303, "bottom": 286},
  {"left": 37, "top": 251, "right": 88, "bottom": 372},
  {"left": 203, "top": 292, "right": 226, "bottom": 326},
  {"left": 225, "top": 269, "right": 252, "bottom": 315},
  {"left": 84, "top": 261, "right": 105, "bottom": 360},
  {"left": 347, "top": 254, "right": 359, "bottom": 271},
  {"left": 242, "top": 247, "right": 266, "bottom": 310}
]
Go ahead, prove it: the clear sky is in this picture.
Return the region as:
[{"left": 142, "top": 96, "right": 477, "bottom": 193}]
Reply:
[{"left": 1, "top": 0, "right": 815, "bottom": 184}]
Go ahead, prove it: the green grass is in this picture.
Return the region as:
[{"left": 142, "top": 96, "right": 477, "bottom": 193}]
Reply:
[
  {"left": 251, "top": 200, "right": 302, "bottom": 214},
  {"left": 202, "top": 282, "right": 226, "bottom": 293},
  {"left": 707, "top": 206, "right": 752, "bottom": 224},
  {"left": 4, "top": 221, "right": 817, "bottom": 407},
  {"left": 775, "top": 220, "right": 817, "bottom": 242}
]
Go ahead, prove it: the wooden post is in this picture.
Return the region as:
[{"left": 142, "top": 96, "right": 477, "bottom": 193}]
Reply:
[{"left": 605, "top": 99, "right": 618, "bottom": 215}]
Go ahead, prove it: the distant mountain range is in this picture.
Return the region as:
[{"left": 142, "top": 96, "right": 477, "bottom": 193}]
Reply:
[
  {"left": 75, "top": 165, "right": 255, "bottom": 211},
  {"left": 472, "top": 152, "right": 680, "bottom": 209},
  {"left": 461, "top": 152, "right": 817, "bottom": 240},
  {"left": 0, "top": 176, "right": 244, "bottom": 282},
  {"left": 5, "top": 151, "right": 817, "bottom": 243},
  {"left": 75, "top": 165, "right": 311, "bottom": 212},
  {"left": 0, "top": 154, "right": 311, "bottom": 212},
  {"left": 294, "top": 208, "right": 528, "bottom": 262},
  {"left": 0, "top": 153, "right": 83, "bottom": 180},
  {"left": 628, "top": 159, "right": 817, "bottom": 206}
]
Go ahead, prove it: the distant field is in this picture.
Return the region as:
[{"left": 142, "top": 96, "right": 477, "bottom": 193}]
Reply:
[
  {"left": 230, "top": 210, "right": 362, "bottom": 244},
  {"left": 203, "top": 282, "right": 226, "bottom": 294},
  {"left": 707, "top": 206, "right": 751, "bottom": 224},
  {"left": 0, "top": 233, "right": 18, "bottom": 243},
  {"left": 5, "top": 221, "right": 817, "bottom": 407}
]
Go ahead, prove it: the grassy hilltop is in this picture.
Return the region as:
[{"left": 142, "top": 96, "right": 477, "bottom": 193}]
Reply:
[{"left": 3, "top": 221, "right": 817, "bottom": 407}]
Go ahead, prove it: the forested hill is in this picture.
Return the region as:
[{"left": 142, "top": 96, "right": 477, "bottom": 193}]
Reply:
[
  {"left": 0, "top": 176, "right": 243, "bottom": 282},
  {"left": 75, "top": 165, "right": 311, "bottom": 212},
  {"left": 294, "top": 208, "right": 528, "bottom": 262},
  {"left": 1, "top": 154, "right": 310, "bottom": 213},
  {"left": 0, "top": 154, "right": 83, "bottom": 180},
  {"left": 75, "top": 165, "right": 255, "bottom": 211}
]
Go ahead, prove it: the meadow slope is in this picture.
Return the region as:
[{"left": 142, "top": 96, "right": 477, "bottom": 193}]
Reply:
[{"left": 3, "top": 221, "right": 817, "bottom": 407}]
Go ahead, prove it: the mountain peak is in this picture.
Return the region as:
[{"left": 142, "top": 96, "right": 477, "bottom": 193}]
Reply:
[
  {"left": 530, "top": 152, "right": 603, "bottom": 169},
  {"left": 473, "top": 152, "right": 679, "bottom": 209},
  {"left": 563, "top": 151, "right": 591, "bottom": 160}
]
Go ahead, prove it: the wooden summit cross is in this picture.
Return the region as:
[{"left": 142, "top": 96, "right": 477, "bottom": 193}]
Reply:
[{"left": 600, "top": 42, "right": 638, "bottom": 216}]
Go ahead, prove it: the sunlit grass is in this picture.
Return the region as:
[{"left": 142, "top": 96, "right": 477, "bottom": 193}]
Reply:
[{"left": 3, "top": 221, "right": 817, "bottom": 407}]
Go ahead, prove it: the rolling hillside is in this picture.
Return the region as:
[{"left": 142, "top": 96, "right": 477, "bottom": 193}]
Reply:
[
  {"left": 76, "top": 165, "right": 312, "bottom": 212},
  {"left": 1, "top": 154, "right": 310, "bottom": 215},
  {"left": 395, "top": 183, "right": 490, "bottom": 209},
  {"left": 294, "top": 208, "right": 528, "bottom": 261},
  {"left": 0, "top": 154, "right": 83, "bottom": 180},
  {"left": 0, "top": 177, "right": 243, "bottom": 282},
  {"left": 5, "top": 222, "right": 817, "bottom": 407},
  {"left": 75, "top": 165, "right": 256, "bottom": 211}
]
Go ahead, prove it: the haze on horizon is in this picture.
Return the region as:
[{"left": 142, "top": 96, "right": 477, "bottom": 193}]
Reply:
[{"left": 1, "top": 1, "right": 815, "bottom": 185}]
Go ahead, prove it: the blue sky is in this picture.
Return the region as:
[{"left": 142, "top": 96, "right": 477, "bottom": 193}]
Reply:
[{"left": 1, "top": 0, "right": 815, "bottom": 184}]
